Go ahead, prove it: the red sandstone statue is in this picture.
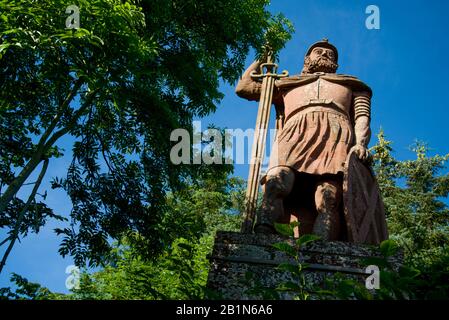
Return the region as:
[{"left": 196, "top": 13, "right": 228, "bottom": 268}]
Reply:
[{"left": 236, "top": 39, "right": 388, "bottom": 244}]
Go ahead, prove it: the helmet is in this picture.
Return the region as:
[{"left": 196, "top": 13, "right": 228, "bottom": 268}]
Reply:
[{"left": 306, "top": 38, "right": 338, "bottom": 62}]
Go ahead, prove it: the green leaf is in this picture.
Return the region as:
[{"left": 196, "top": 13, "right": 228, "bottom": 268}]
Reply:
[
  {"left": 380, "top": 239, "right": 399, "bottom": 257},
  {"left": 74, "top": 28, "right": 91, "bottom": 37},
  {"left": 0, "top": 43, "right": 11, "bottom": 54},
  {"left": 398, "top": 266, "right": 421, "bottom": 279},
  {"left": 272, "top": 242, "right": 297, "bottom": 257},
  {"left": 296, "top": 234, "right": 320, "bottom": 248},
  {"left": 176, "top": 243, "right": 192, "bottom": 251},
  {"left": 277, "top": 281, "right": 302, "bottom": 292},
  {"left": 277, "top": 263, "right": 301, "bottom": 275},
  {"left": 244, "top": 271, "right": 254, "bottom": 281},
  {"left": 289, "top": 221, "right": 300, "bottom": 229},
  {"left": 274, "top": 223, "right": 293, "bottom": 237}
]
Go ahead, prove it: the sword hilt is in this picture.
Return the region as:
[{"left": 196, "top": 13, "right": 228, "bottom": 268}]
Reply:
[{"left": 250, "top": 62, "right": 289, "bottom": 80}]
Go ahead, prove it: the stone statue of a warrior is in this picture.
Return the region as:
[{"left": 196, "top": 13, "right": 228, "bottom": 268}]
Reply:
[{"left": 236, "top": 39, "right": 388, "bottom": 244}]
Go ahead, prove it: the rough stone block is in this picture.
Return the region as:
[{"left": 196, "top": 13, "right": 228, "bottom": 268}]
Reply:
[{"left": 206, "top": 231, "right": 402, "bottom": 299}]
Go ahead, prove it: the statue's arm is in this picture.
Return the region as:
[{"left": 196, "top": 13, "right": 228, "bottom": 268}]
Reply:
[
  {"left": 235, "top": 60, "right": 263, "bottom": 101},
  {"left": 352, "top": 91, "right": 372, "bottom": 161}
]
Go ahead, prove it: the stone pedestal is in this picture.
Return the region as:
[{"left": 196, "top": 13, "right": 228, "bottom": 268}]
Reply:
[{"left": 206, "top": 231, "right": 402, "bottom": 299}]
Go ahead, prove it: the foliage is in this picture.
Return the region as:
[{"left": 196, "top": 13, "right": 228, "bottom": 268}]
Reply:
[
  {"left": 317, "top": 239, "right": 425, "bottom": 300},
  {"left": 255, "top": 13, "right": 294, "bottom": 62},
  {"left": 0, "top": 172, "right": 244, "bottom": 300},
  {"left": 369, "top": 131, "right": 449, "bottom": 299},
  {"left": 71, "top": 174, "right": 243, "bottom": 300},
  {"left": 371, "top": 130, "right": 449, "bottom": 267},
  {"left": 0, "top": 0, "right": 293, "bottom": 269},
  {"left": 0, "top": 273, "right": 64, "bottom": 300},
  {"left": 258, "top": 222, "right": 320, "bottom": 300}
]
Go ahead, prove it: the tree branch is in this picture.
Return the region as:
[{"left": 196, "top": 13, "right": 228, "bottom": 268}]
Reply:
[
  {"left": 0, "top": 83, "right": 99, "bottom": 217},
  {"left": 0, "top": 237, "right": 11, "bottom": 248},
  {"left": 0, "top": 159, "right": 49, "bottom": 274},
  {"left": 0, "top": 80, "right": 83, "bottom": 215},
  {"left": 43, "top": 87, "right": 100, "bottom": 151},
  {"left": 36, "top": 79, "right": 84, "bottom": 152}
]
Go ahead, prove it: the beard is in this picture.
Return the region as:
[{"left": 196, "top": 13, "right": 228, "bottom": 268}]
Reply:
[{"left": 302, "top": 56, "right": 338, "bottom": 74}]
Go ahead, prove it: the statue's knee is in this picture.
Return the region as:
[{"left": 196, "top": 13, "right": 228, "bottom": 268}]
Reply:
[{"left": 264, "top": 167, "right": 295, "bottom": 197}]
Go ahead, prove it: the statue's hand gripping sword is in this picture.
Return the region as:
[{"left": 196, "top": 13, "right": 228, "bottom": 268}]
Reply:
[{"left": 241, "top": 55, "right": 288, "bottom": 233}]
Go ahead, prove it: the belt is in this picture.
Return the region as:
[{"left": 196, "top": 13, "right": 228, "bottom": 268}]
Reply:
[{"left": 284, "top": 100, "right": 349, "bottom": 124}]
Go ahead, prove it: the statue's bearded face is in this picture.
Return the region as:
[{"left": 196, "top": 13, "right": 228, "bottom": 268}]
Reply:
[{"left": 302, "top": 46, "right": 338, "bottom": 74}]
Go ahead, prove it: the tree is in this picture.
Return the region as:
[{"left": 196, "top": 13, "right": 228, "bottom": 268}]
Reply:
[
  {"left": 0, "top": 172, "right": 245, "bottom": 300},
  {"left": 0, "top": 273, "right": 63, "bottom": 300},
  {"left": 68, "top": 173, "right": 244, "bottom": 300},
  {"left": 0, "top": 0, "right": 293, "bottom": 270},
  {"left": 371, "top": 130, "right": 449, "bottom": 266}
]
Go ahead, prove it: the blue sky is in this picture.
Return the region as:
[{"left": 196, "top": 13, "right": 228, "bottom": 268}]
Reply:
[{"left": 1, "top": 0, "right": 449, "bottom": 293}]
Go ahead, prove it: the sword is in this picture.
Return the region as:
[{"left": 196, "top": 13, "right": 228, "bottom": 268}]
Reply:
[{"left": 241, "top": 54, "right": 288, "bottom": 233}]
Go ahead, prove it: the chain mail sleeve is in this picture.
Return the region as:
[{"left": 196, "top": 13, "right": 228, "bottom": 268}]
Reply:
[{"left": 353, "top": 91, "right": 371, "bottom": 147}]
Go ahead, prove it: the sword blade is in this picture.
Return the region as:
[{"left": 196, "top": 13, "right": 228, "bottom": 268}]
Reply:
[{"left": 241, "top": 71, "right": 276, "bottom": 233}]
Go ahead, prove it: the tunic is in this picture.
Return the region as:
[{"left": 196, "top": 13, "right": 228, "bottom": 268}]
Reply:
[
  {"left": 269, "top": 74, "right": 361, "bottom": 175},
  {"left": 236, "top": 72, "right": 373, "bottom": 175},
  {"left": 270, "top": 105, "right": 353, "bottom": 175}
]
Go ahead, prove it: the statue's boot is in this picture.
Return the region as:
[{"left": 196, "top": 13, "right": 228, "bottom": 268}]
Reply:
[{"left": 254, "top": 200, "right": 281, "bottom": 234}]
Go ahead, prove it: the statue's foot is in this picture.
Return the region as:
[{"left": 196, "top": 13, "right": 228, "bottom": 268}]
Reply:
[{"left": 254, "top": 223, "right": 276, "bottom": 234}]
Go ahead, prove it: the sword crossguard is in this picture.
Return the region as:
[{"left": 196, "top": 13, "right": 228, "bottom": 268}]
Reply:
[{"left": 250, "top": 62, "right": 289, "bottom": 80}]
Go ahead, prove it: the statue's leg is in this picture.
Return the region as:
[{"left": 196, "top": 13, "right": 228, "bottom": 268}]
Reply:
[
  {"left": 293, "top": 173, "right": 319, "bottom": 237},
  {"left": 313, "top": 179, "right": 342, "bottom": 241},
  {"left": 297, "top": 207, "right": 316, "bottom": 236},
  {"left": 254, "top": 166, "right": 295, "bottom": 234}
]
